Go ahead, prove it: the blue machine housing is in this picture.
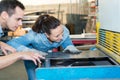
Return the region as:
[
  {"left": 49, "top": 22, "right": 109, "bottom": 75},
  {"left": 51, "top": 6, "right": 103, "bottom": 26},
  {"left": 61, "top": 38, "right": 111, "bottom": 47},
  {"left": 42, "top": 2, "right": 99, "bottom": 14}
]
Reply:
[{"left": 36, "top": 66, "right": 120, "bottom": 80}]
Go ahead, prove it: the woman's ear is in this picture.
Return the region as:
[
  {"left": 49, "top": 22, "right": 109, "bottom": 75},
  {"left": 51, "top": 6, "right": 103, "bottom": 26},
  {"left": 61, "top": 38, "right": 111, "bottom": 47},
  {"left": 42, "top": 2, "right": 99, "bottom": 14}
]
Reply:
[
  {"left": 45, "top": 33, "right": 49, "bottom": 38},
  {"left": 1, "top": 11, "right": 9, "bottom": 20}
]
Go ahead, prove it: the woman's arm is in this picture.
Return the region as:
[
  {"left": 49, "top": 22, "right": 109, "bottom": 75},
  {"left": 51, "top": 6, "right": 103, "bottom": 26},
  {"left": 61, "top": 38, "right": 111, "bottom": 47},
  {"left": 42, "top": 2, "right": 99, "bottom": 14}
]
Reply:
[
  {"left": 61, "top": 26, "right": 74, "bottom": 48},
  {"left": 61, "top": 26, "right": 81, "bottom": 54},
  {"left": 61, "top": 36, "right": 74, "bottom": 49},
  {"left": 7, "top": 30, "right": 35, "bottom": 51},
  {"left": 0, "top": 41, "right": 16, "bottom": 55}
]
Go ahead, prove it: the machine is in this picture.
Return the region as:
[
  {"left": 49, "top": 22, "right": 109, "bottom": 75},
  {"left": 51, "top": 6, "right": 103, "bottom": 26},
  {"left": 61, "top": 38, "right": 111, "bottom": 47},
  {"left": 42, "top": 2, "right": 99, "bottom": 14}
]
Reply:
[{"left": 36, "top": 0, "right": 120, "bottom": 80}]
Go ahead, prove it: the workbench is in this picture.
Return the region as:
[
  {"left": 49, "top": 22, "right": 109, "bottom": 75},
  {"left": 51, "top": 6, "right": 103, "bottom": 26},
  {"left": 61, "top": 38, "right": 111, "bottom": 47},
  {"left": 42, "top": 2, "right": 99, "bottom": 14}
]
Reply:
[
  {"left": 36, "top": 49, "right": 120, "bottom": 80},
  {"left": 70, "top": 33, "right": 97, "bottom": 45}
]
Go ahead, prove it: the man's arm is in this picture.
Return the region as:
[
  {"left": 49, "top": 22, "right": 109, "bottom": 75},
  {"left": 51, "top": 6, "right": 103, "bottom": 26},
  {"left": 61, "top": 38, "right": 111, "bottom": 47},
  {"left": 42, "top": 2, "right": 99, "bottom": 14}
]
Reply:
[{"left": 0, "top": 51, "right": 44, "bottom": 69}]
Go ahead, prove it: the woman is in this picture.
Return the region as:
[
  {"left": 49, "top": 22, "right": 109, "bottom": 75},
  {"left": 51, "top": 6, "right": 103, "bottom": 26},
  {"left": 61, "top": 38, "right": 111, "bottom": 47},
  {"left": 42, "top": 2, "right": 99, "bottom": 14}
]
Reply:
[{"left": 7, "top": 15, "right": 81, "bottom": 80}]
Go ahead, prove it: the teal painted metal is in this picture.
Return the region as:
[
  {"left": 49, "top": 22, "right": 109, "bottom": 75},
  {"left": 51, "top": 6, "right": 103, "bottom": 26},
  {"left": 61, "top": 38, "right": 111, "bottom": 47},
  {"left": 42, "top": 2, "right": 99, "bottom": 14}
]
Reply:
[{"left": 36, "top": 66, "right": 120, "bottom": 80}]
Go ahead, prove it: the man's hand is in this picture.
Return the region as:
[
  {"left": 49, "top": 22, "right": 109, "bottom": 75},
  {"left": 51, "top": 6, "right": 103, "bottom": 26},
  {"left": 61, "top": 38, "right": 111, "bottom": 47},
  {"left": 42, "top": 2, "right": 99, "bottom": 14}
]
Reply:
[
  {"left": 0, "top": 51, "right": 45, "bottom": 69},
  {"left": 0, "top": 41, "right": 16, "bottom": 55},
  {"left": 19, "top": 51, "right": 45, "bottom": 65},
  {"left": 23, "top": 48, "right": 48, "bottom": 56}
]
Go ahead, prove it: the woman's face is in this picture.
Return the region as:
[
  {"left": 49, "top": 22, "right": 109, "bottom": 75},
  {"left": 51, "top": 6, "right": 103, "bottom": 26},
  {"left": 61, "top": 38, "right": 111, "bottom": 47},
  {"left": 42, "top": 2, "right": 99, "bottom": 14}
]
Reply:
[{"left": 46, "top": 25, "right": 64, "bottom": 42}]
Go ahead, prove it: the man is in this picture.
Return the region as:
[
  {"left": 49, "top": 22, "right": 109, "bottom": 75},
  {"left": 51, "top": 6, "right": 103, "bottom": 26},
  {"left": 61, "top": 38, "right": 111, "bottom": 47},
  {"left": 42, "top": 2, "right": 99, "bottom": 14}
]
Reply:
[{"left": 0, "top": 0, "right": 44, "bottom": 69}]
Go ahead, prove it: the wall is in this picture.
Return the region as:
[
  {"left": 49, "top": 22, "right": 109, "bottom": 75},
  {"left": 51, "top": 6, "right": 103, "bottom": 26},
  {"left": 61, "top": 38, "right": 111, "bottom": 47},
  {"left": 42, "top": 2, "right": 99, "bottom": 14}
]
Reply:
[{"left": 99, "top": 0, "right": 120, "bottom": 32}]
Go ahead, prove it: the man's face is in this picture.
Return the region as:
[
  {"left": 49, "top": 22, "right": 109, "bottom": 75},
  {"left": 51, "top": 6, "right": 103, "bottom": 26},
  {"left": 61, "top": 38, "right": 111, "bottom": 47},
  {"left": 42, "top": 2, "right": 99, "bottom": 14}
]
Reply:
[
  {"left": 46, "top": 25, "right": 64, "bottom": 42},
  {"left": 6, "top": 6, "right": 24, "bottom": 31}
]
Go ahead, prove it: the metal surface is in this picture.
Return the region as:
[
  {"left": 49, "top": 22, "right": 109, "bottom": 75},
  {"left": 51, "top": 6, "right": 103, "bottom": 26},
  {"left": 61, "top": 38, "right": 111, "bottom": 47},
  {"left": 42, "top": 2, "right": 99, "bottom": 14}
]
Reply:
[
  {"left": 46, "top": 50, "right": 107, "bottom": 59},
  {"left": 41, "top": 50, "right": 115, "bottom": 67}
]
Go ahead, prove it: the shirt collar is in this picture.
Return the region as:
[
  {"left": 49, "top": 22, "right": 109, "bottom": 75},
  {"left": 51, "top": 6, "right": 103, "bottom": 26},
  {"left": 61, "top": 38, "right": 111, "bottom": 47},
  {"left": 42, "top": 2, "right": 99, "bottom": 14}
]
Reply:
[{"left": 0, "top": 25, "right": 4, "bottom": 37}]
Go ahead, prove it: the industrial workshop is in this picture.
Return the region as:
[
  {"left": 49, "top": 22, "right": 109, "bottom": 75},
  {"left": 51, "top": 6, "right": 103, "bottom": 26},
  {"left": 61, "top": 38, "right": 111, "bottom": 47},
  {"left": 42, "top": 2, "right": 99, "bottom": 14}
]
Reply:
[{"left": 0, "top": 0, "right": 120, "bottom": 80}]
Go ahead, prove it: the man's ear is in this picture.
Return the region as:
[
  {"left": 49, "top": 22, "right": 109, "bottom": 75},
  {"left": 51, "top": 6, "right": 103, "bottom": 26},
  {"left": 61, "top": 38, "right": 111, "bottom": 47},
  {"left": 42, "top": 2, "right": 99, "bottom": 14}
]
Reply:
[{"left": 1, "top": 11, "right": 9, "bottom": 20}]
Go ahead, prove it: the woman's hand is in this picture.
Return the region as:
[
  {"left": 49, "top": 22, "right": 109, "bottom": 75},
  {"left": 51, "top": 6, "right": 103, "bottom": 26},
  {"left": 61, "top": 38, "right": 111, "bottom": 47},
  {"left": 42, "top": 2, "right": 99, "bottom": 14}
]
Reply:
[{"left": 63, "top": 45, "right": 82, "bottom": 54}]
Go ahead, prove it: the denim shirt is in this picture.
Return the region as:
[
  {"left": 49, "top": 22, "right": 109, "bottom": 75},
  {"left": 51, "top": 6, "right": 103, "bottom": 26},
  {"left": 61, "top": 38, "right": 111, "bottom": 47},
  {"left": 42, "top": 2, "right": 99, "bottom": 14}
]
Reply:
[
  {"left": 0, "top": 26, "right": 4, "bottom": 38},
  {"left": 7, "top": 25, "right": 74, "bottom": 52}
]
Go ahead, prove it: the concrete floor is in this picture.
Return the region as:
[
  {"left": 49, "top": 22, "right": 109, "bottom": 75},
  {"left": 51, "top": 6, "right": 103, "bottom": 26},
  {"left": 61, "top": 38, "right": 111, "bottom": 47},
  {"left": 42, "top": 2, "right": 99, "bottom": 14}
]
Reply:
[{"left": 0, "top": 61, "right": 27, "bottom": 80}]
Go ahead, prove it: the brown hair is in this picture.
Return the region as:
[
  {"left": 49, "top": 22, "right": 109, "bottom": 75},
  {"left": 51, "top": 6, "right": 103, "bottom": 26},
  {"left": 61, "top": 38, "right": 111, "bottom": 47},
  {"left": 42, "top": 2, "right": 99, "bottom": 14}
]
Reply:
[
  {"left": 32, "top": 15, "right": 61, "bottom": 35},
  {"left": 0, "top": 0, "right": 25, "bottom": 16}
]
